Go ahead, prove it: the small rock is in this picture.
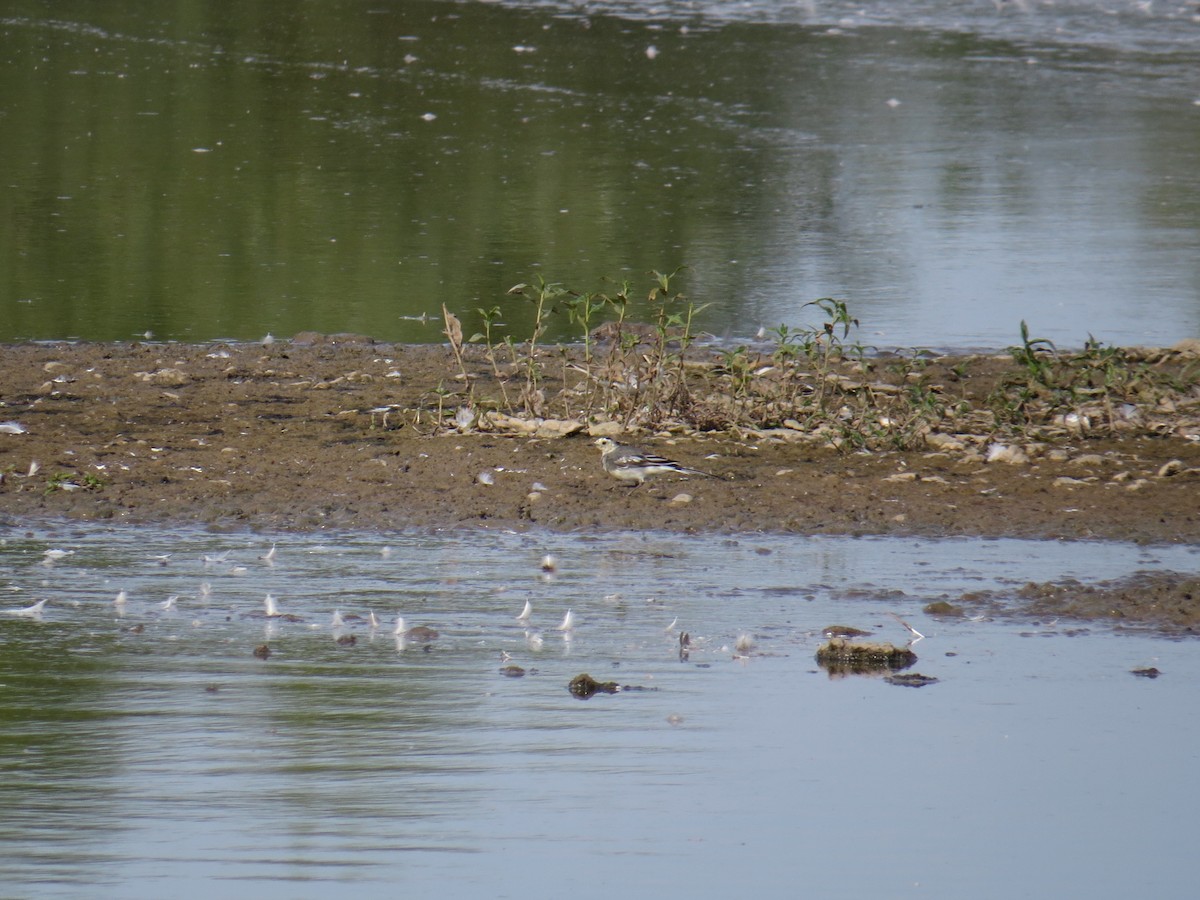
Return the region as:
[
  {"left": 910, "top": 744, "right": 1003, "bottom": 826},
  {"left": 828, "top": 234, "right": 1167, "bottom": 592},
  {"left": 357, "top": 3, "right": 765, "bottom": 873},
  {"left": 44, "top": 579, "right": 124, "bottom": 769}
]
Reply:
[
  {"left": 1157, "top": 459, "right": 1184, "bottom": 478},
  {"left": 1053, "top": 412, "right": 1090, "bottom": 433},
  {"left": 534, "top": 418, "right": 584, "bottom": 439},
  {"left": 1053, "top": 476, "right": 1092, "bottom": 488},
  {"left": 136, "top": 368, "right": 189, "bottom": 387},
  {"left": 924, "top": 433, "right": 965, "bottom": 452},
  {"left": 587, "top": 421, "right": 626, "bottom": 438},
  {"left": 986, "top": 443, "right": 1028, "bottom": 465},
  {"left": 483, "top": 412, "right": 539, "bottom": 434},
  {"left": 668, "top": 492, "right": 693, "bottom": 505}
]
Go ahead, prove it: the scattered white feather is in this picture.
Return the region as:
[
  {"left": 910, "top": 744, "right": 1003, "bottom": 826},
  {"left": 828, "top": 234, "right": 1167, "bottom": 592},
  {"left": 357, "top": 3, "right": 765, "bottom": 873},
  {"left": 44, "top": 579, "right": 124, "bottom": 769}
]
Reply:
[
  {"left": 161, "top": 595, "right": 179, "bottom": 610},
  {"left": 557, "top": 609, "right": 575, "bottom": 632},
  {"left": 516, "top": 599, "right": 532, "bottom": 621},
  {"left": 890, "top": 612, "right": 925, "bottom": 643},
  {"left": 455, "top": 406, "right": 477, "bottom": 431},
  {"left": 2, "top": 598, "right": 47, "bottom": 618},
  {"left": 265, "top": 594, "right": 281, "bottom": 617},
  {"left": 114, "top": 590, "right": 128, "bottom": 606}
]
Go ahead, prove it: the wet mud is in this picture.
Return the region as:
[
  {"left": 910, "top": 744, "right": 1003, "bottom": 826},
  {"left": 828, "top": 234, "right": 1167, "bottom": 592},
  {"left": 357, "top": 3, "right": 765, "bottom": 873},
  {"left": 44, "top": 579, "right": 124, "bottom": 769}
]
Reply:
[{"left": 1, "top": 338, "right": 1197, "bottom": 629}]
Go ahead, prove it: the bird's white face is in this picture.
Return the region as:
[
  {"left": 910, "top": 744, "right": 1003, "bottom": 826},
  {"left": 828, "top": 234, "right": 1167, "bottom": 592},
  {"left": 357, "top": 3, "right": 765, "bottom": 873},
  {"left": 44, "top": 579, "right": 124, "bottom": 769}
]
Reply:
[{"left": 594, "top": 437, "right": 615, "bottom": 452}]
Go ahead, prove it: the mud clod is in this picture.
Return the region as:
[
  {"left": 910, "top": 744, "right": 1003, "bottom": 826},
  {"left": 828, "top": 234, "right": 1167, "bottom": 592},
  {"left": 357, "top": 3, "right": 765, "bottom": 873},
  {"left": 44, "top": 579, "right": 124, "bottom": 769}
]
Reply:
[{"left": 816, "top": 638, "right": 917, "bottom": 675}]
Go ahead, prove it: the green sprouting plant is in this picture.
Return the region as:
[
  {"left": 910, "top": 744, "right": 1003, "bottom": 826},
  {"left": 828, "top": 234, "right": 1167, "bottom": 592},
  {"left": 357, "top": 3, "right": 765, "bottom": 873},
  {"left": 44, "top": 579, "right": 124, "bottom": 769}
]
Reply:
[
  {"left": 413, "top": 381, "right": 457, "bottom": 434},
  {"left": 716, "top": 346, "right": 756, "bottom": 403},
  {"left": 788, "top": 297, "right": 859, "bottom": 411},
  {"left": 507, "top": 276, "right": 570, "bottom": 415},
  {"left": 560, "top": 290, "right": 608, "bottom": 411},
  {"left": 561, "top": 291, "right": 606, "bottom": 364},
  {"left": 638, "top": 267, "right": 710, "bottom": 425},
  {"left": 1009, "top": 320, "right": 1058, "bottom": 386},
  {"left": 44, "top": 471, "right": 105, "bottom": 495},
  {"left": 768, "top": 323, "right": 805, "bottom": 365},
  {"left": 469, "top": 305, "right": 511, "bottom": 406},
  {"left": 591, "top": 278, "right": 636, "bottom": 418}
]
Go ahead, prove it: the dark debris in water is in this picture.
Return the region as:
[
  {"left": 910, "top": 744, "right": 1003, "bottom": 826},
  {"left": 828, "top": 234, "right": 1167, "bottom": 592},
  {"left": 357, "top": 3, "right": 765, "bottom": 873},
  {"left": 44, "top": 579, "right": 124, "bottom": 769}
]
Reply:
[
  {"left": 923, "top": 601, "right": 965, "bottom": 617},
  {"left": 569, "top": 673, "right": 620, "bottom": 698},
  {"left": 815, "top": 638, "right": 917, "bottom": 676},
  {"left": 885, "top": 673, "right": 939, "bottom": 688},
  {"left": 1131, "top": 666, "right": 1162, "bottom": 678},
  {"left": 567, "top": 673, "right": 656, "bottom": 699}
]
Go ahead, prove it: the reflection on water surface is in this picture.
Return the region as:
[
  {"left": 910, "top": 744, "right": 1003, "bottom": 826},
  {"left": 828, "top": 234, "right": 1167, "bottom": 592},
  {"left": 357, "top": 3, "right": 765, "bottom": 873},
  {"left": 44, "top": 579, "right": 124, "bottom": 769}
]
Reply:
[
  {"left": 1, "top": 0, "right": 1197, "bottom": 348},
  {"left": 2, "top": 524, "right": 1198, "bottom": 898}
]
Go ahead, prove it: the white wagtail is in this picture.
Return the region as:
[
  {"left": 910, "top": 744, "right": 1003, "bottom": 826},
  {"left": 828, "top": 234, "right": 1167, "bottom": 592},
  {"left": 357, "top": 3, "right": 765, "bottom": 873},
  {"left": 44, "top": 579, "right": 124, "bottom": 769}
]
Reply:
[{"left": 593, "top": 437, "right": 715, "bottom": 485}]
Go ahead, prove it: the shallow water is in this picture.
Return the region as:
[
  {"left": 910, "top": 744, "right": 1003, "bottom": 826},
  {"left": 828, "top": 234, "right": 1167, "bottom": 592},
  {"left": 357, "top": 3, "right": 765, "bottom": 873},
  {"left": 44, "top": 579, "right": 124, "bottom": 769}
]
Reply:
[
  {"left": 2, "top": 524, "right": 1198, "bottom": 898},
  {"left": 1, "top": 0, "right": 1197, "bottom": 348}
]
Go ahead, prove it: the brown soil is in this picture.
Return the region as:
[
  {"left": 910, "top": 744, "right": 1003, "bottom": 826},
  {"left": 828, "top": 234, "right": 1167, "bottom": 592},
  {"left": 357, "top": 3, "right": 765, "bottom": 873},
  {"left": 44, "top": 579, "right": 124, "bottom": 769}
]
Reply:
[{"left": 2, "top": 337, "right": 1198, "bottom": 628}]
